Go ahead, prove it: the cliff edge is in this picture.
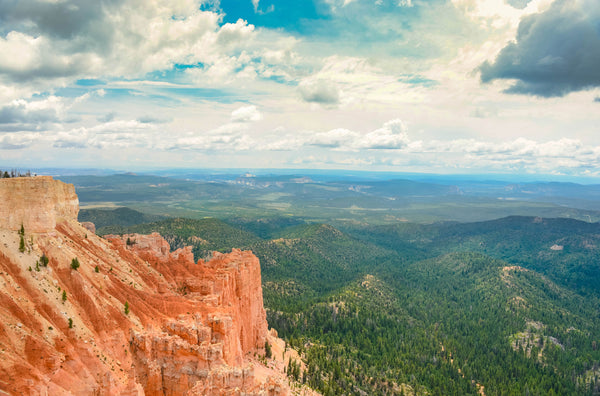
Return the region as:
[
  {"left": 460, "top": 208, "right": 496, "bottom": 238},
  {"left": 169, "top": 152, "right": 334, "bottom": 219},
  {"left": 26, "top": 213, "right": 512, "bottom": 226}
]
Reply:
[
  {"left": 0, "top": 176, "right": 79, "bottom": 233},
  {"left": 0, "top": 177, "right": 314, "bottom": 395}
]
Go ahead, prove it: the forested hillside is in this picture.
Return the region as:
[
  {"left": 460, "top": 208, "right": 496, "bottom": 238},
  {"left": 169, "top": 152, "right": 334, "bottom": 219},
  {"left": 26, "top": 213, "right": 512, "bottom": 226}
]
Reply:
[{"left": 343, "top": 216, "right": 600, "bottom": 296}]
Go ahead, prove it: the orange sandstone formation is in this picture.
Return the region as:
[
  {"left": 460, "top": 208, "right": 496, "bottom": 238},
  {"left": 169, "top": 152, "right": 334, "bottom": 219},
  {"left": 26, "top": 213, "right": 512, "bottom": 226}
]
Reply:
[
  {"left": 0, "top": 176, "right": 310, "bottom": 395},
  {"left": 0, "top": 176, "right": 79, "bottom": 233}
]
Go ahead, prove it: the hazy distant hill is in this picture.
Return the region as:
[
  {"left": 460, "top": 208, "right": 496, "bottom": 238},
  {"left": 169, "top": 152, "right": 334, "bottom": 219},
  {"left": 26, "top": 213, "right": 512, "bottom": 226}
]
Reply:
[{"left": 59, "top": 173, "right": 600, "bottom": 223}]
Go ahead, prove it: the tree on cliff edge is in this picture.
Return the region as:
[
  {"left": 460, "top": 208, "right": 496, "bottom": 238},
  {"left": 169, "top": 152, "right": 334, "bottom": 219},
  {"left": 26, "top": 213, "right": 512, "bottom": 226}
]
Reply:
[{"left": 71, "top": 258, "right": 80, "bottom": 270}]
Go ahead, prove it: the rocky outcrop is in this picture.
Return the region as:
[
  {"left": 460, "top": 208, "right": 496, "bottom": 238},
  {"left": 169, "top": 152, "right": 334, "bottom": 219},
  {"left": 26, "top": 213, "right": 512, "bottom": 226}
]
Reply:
[
  {"left": 81, "top": 221, "right": 96, "bottom": 234},
  {"left": 0, "top": 176, "right": 79, "bottom": 233},
  {"left": 0, "top": 177, "right": 310, "bottom": 395}
]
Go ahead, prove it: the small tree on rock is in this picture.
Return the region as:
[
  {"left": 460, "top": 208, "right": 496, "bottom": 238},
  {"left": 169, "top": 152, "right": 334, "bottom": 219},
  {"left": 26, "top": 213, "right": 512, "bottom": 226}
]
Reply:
[
  {"left": 40, "top": 254, "right": 49, "bottom": 267},
  {"left": 265, "top": 340, "right": 272, "bottom": 359},
  {"left": 70, "top": 258, "right": 80, "bottom": 270}
]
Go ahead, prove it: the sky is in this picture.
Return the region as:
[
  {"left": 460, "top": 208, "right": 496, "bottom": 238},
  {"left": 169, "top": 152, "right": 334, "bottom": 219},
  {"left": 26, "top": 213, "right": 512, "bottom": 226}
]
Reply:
[{"left": 0, "top": 0, "right": 599, "bottom": 177}]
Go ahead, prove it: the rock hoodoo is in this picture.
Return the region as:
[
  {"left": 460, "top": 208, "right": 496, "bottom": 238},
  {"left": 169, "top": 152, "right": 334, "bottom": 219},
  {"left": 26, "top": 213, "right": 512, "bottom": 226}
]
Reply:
[{"left": 0, "top": 177, "right": 309, "bottom": 395}]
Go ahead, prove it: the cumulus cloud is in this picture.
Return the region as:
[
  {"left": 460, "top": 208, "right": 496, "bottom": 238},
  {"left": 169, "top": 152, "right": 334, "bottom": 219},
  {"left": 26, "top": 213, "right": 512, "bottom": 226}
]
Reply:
[
  {"left": 51, "top": 120, "right": 157, "bottom": 149},
  {"left": 290, "top": 118, "right": 600, "bottom": 173},
  {"left": 0, "top": 0, "right": 264, "bottom": 96},
  {"left": 298, "top": 79, "right": 340, "bottom": 105},
  {"left": 480, "top": 0, "right": 600, "bottom": 97},
  {"left": 172, "top": 133, "right": 252, "bottom": 151},
  {"left": 216, "top": 19, "right": 255, "bottom": 46},
  {"left": 168, "top": 126, "right": 253, "bottom": 151},
  {"left": 0, "top": 96, "right": 65, "bottom": 131},
  {"left": 231, "top": 105, "right": 262, "bottom": 123},
  {"left": 309, "top": 128, "right": 359, "bottom": 148},
  {"left": 0, "top": 132, "right": 41, "bottom": 149},
  {"left": 506, "top": 0, "right": 532, "bottom": 9},
  {"left": 357, "top": 119, "right": 409, "bottom": 149},
  {"left": 306, "top": 119, "right": 408, "bottom": 150}
]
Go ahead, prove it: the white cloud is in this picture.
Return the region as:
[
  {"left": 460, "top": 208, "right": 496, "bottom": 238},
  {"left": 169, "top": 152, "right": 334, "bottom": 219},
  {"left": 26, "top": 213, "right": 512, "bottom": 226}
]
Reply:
[
  {"left": 309, "top": 128, "right": 359, "bottom": 148},
  {"left": 452, "top": 0, "right": 554, "bottom": 30},
  {"left": 357, "top": 119, "right": 409, "bottom": 149},
  {"left": 298, "top": 79, "right": 340, "bottom": 105},
  {"left": 0, "top": 95, "right": 71, "bottom": 132},
  {"left": 50, "top": 120, "right": 158, "bottom": 149},
  {"left": 216, "top": 19, "right": 255, "bottom": 46},
  {"left": 0, "top": 132, "right": 42, "bottom": 149},
  {"left": 170, "top": 127, "right": 253, "bottom": 151},
  {"left": 0, "top": 1, "right": 268, "bottom": 98},
  {"left": 306, "top": 119, "right": 409, "bottom": 150},
  {"left": 231, "top": 105, "right": 262, "bottom": 123}
]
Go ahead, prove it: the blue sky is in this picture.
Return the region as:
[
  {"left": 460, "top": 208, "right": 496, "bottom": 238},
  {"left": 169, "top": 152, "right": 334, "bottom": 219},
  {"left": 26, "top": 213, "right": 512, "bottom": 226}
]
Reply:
[{"left": 0, "top": 0, "right": 599, "bottom": 177}]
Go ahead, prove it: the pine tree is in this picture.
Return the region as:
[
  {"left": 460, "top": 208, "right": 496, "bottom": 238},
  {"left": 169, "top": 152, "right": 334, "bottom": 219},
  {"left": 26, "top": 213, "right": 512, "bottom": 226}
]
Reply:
[{"left": 265, "top": 340, "right": 272, "bottom": 359}]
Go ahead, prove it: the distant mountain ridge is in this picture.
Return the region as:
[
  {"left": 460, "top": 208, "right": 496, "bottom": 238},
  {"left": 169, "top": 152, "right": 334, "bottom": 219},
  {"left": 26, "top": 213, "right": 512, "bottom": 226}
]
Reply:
[{"left": 59, "top": 173, "right": 600, "bottom": 223}]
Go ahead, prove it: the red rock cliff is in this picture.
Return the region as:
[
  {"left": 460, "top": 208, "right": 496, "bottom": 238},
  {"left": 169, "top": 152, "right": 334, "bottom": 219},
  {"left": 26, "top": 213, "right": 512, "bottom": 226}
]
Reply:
[
  {"left": 0, "top": 176, "right": 79, "bottom": 233},
  {"left": 0, "top": 177, "right": 311, "bottom": 395}
]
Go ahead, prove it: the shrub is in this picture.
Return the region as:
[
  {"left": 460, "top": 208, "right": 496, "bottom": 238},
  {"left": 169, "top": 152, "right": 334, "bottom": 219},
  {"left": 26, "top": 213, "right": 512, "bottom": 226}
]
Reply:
[
  {"left": 62, "top": 290, "right": 67, "bottom": 303},
  {"left": 40, "top": 254, "right": 49, "bottom": 267},
  {"left": 70, "top": 258, "right": 80, "bottom": 270},
  {"left": 19, "top": 235, "right": 25, "bottom": 253},
  {"left": 124, "top": 301, "right": 130, "bottom": 315},
  {"left": 94, "top": 265, "right": 99, "bottom": 273},
  {"left": 68, "top": 318, "right": 73, "bottom": 329}
]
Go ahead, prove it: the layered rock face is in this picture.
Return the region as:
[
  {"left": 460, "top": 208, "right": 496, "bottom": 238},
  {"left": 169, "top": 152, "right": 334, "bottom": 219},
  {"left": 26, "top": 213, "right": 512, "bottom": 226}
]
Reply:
[
  {"left": 0, "top": 177, "right": 305, "bottom": 395},
  {"left": 0, "top": 176, "right": 79, "bottom": 233}
]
